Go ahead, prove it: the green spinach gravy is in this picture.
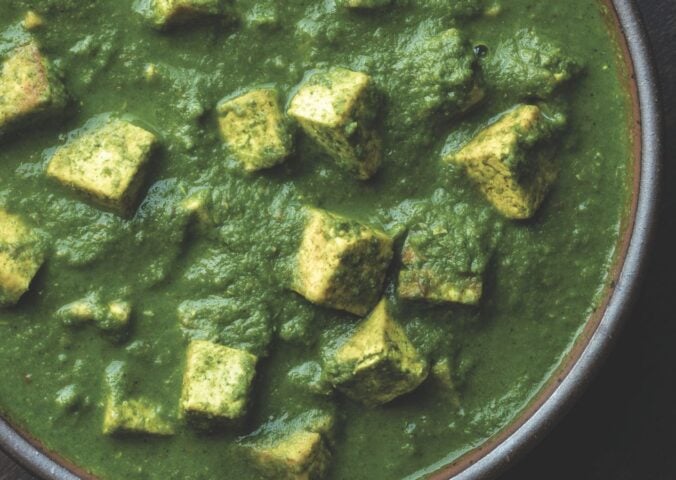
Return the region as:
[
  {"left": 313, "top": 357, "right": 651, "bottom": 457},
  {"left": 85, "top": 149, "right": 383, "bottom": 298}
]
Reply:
[{"left": 0, "top": 0, "right": 633, "bottom": 479}]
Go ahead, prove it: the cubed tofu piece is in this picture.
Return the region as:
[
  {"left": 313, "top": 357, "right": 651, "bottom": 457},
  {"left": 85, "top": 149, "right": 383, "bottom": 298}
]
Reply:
[
  {"left": 243, "top": 409, "right": 336, "bottom": 479},
  {"left": 288, "top": 68, "right": 382, "bottom": 180},
  {"left": 217, "top": 88, "right": 292, "bottom": 172},
  {"left": 103, "top": 397, "right": 174, "bottom": 436},
  {"left": 292, "top": 208, "right": 393, "bottom": 316},
  {"left": 399, "top": 271, "right": 482, "bottom": 305},
  {"left": 142, "top": 0, "right": 231, "bottom": 28},
  {"left": 336, "top": 0, "right": 391, "bottom": 8},
  {"left": 180, "top": 340, "right": 257, "bottom": 424},
  {"left": 249, "top": 430, "right": 330, "bottom": 480},
  {"left": 326, "top": 299, "right": 428, "bottom": 406},
  {"left": 397, "top": 232, "right": 483, "bottom": 306},
  {"left": 446, "top": 104, "right": 564, "bottom": 219},
  {"left": 0, "top": 209, "right": 44, "bottom": 307},
  {"left": 0, "top": 42, "right": 67, "bottom": 134},
  {"left": 46, "top": 118, "right": 157, "bottom": 216}
]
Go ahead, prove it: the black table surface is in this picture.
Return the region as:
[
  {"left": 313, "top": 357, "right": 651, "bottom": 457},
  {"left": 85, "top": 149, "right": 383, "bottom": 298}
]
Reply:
[{"left": 2, "top": 1, "right": 675, "bottom": 479}]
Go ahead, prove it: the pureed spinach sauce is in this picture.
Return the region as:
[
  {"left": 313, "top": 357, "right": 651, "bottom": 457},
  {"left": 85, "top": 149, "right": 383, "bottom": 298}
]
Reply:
[{"left": 0, "top": 1, "right": 632, "bottom": 479}]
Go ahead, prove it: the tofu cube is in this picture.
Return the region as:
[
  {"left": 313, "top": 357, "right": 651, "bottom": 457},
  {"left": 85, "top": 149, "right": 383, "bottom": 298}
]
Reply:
[
  {"left": 46, "top": 118, "right": 157, "bottom": 216},
  {"left": 143, "top": 0, "right": 231, "bottom": 28},
  {"left": 249, "top": 430, "right": 330, "bottom": 480},
  {"left": 217, "top": 89, "right": 292, "bottom": 172},
  {"left": 446, "top": 104, "right": 563, "bottom": 219},
  {"left": 0, "top": 41, "right": 67, "bottom": 133},
  {"left": 103, "top": 397, "right": 174, "bottom": 436},
  {"left": 0, "top": 209, "right": 44, "bottom": 307},
  {"left": 292, "top": 208, "right": 393, "bottom": 316},
  {"left": 180, "top": 340, "right": 257, "bottom": 424},
  {"left": 243, "top": 409, "right": 336, "bottom": 479},
  {"left": 288, "top": 68, "right": 382, "bottom": 180},
  {"left": 397, "top": 232, "right": 483, "bottom": 306},
  {"left": 326, "top": 299, "right": 428, "bottom": 406},
  {"left": 336, "top": 0, "right": 391, "bottom": 8}
]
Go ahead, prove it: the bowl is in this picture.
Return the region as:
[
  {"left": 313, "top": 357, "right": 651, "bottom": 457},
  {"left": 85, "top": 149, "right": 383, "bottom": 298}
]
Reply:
[{"left": 0, "top": 0, "right": 662, "bottom": 479}]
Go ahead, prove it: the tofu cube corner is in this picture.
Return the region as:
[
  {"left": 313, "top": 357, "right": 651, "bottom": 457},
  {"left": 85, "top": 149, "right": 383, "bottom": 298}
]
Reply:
[
  {"left": 0, "top": 41, "right": 67, "bottom": 133},
  {"left": 145, "top": 0, "right": 230, "bottom": 28},
  {"left": 398, "top": 232, "right": 483, "bottom": 306},
  {"left": 326, "top": 299, "right": 428, "bottom": 406},
  {"left": 288, "top": 68, "right": 382, "bottom": 180},
  {"left": 248, "top": 430, "right": 330, "bottom": 480},
  {"left": 102, "top": 397, "right": 174, "bottom": 436},
  {"left": 0, "top": 209, "right": 44, "bottom": 307},
  {"left": 180, "top": 340, "right": 257, "bottom": 424},
  {"left": 446, "top": 104, "right": 562, "bottom": 219},
  {"left": 217, "top": 88, "right": 292, "bottom": 172},
  {"left": 292, "top": 208, "right": 393, "bottom": 316},
  {"left": 46, "top": 118, "right": 157, "bottom": 216}
]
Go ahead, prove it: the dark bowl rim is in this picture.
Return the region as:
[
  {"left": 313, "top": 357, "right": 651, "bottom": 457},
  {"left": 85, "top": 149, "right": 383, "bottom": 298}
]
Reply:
[{"left": 0, "top": 0, "right": 663, "bottom": 479}]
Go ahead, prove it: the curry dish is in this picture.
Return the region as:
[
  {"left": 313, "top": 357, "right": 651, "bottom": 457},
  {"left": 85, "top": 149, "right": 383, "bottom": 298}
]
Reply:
[{"left": 0, "top": 1, "right": 632, "bottom": 479}]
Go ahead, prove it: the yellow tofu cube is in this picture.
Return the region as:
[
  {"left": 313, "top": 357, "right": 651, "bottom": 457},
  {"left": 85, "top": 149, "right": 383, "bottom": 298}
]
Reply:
[
  {"left": 0, "top": 41, "right": 67, "bottom": 134},
  {"left": 180, "top": 340, "right": 257, "bottom": 424},
  {"left": 398, "top": 263, "right": 482, "bottom": 306},
  {"left": 0, "top": 209, "right": 44, "bottom": 307},
  {"left": 326, "top": 299, "right": 428, "bottom": 406},
  {"left": 46, "top": 118, "right": 157, "bottom": 216},
  {"left": 103, "top": 397, "right": 174, "bottom": 436},
  {"left": 292, "top": 208, "right": 393, "bottom": 316},
  {"left": 249, "top": 430, "right": 330, "bottom": 480},
  {"left": 288, "top": 68, "right": 382, "bottom": 180},
  {"left": 446, "top": 104, "right": 563, "bottom": 219},
  {"left": 397, "top": 233, "right": 483, "bottom": 306},
  {"left": 143, "top": 0, "right": 231, "bottom": 28},
  {"left": 217, "top": 88, "right": 292, "bottom": 172}
]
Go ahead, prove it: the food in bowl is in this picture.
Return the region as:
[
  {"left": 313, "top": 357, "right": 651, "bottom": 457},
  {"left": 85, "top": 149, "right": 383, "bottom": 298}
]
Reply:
[{"left": 0, "top": 0, "right": 635, "bottom": 479}]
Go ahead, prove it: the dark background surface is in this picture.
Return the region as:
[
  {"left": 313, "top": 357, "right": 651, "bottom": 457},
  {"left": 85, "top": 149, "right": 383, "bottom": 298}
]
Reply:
[{"left": 1, "top": 1, "right": 675, "bottom": 479}]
